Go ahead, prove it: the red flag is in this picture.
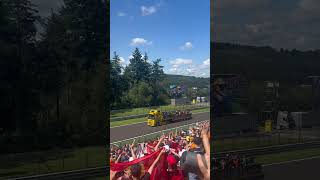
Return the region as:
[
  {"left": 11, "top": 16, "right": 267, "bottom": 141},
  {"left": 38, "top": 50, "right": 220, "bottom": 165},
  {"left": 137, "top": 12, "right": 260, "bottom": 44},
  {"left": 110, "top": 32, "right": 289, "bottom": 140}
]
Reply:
[
  {"left": 150, "top": 150, "right": 168, "bottom": 180},
  {"left": 110, "top": 149, "right": 168, "bottom": 180},
  {"left": 146, "top": 145, "right": 154, "bottom": 154},
  {"left": 168, "top": 170, "right": 184, "bottom": 180}
]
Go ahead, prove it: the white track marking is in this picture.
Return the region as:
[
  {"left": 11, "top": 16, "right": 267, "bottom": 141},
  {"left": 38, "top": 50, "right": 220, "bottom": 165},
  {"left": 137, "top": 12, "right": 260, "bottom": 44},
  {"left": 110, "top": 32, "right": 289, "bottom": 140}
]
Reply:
[
  {"left": 110, "top": 111, "right": 209, "bottom": 129},
  {"left": 263, "top": 155, "right": 320, "bottom": 167},
  {"left": 110, "top": 119, "right": 209, "bottom": 144}
]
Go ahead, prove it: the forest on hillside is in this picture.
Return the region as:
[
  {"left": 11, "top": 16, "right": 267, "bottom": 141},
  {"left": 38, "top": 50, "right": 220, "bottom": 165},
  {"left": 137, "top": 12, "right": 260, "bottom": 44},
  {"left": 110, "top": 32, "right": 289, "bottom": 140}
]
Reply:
[
  {"left": 0, "top": 0, "right": 108, "bottom": 153},
  {"left": 213, "top": 42, "right": 320, "bottom": 83},
  {"left": 212, "top": 42, "right": 317, "bottom": 112},
  {"left": 110, "top": 48, "right": 210, "bottom": 110}
]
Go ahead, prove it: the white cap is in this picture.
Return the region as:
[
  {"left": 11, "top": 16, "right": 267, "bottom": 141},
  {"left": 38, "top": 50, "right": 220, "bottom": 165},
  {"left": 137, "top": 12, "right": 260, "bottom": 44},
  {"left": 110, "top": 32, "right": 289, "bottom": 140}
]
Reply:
[{"left": 164, "top": 145, "right": 170, "bottom": 151}]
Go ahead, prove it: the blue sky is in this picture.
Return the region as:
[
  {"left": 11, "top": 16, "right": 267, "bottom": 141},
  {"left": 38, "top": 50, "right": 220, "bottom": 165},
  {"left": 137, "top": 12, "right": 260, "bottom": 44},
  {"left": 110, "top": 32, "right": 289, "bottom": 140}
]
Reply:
[{"left": 110, "top": 0, "right": 210, "bottom": 77}]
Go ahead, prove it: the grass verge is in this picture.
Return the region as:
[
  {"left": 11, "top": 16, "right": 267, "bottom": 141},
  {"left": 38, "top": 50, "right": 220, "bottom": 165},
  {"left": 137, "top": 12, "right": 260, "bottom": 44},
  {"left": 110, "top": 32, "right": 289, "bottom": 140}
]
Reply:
[
  {"left": 213, "top": 135, "right": 307, "bottom": 153},
  {"left": 111, "top": 103, "right": 209, "bottom": 118},
  {"left": 0, "top": 146, "right": 106, "bottom": 179},
  {"left": 191, "top": 107, "right": 210, "bottom": 113},
  {"left": 110, "top": 108, "right": 210, "bottom": 128},
  {"left": 256, "top": 148, "right": 320, "bottom": 165},
  {"left": 111, "top": 117, "right": 145, "bottom": 127}
]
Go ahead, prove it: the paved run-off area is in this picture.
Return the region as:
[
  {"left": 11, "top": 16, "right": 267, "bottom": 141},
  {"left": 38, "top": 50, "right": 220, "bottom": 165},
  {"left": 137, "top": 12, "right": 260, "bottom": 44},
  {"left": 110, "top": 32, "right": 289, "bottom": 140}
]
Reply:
[
  {"left": 263, "top": 156, "right": 320, "bottom": 180},
  {"left": 110, "top": 111, "right": 209, "bottom": 143}
]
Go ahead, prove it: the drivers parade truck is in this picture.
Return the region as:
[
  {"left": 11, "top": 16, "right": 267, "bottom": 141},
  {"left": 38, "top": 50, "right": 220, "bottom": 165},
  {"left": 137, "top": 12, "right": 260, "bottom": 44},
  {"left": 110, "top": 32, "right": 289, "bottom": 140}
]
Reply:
[{"left": 147, "top": 109, "right": 192, "bottom": 126}]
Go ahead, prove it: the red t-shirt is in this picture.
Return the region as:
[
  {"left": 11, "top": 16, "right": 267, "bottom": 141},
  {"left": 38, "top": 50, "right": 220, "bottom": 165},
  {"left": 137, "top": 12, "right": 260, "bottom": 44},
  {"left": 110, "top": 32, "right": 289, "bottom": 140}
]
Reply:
[{"left": 168, "top": 170, "right": 184, "bottom": 180}]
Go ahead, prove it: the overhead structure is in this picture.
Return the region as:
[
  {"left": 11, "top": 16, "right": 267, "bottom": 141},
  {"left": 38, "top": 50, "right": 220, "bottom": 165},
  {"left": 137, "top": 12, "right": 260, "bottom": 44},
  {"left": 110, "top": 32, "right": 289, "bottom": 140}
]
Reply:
[
  {"left": 212, "top": 74, "right": 249, "bottom": 116},
  {"left": 260, "top": 81, "right": 280, "bottom": 132},
  {"left": 308, "top": 76, "right": 320, "bottom": 112}
]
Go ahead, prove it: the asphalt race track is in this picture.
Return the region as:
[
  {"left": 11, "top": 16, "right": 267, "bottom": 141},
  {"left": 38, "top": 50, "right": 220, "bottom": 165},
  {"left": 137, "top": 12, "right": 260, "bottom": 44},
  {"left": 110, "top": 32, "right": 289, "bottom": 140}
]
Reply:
[
  {"left": 263, "top": 156, "right": 320, "bottom": 180},
  {"left": 110, "top": 111, "right": 209, "bottom": 143}
]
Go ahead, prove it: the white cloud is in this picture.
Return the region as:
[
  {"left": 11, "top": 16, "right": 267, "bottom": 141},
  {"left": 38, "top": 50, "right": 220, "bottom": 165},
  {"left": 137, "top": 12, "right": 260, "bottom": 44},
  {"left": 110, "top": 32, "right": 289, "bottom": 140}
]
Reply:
[
  {"left": 169, "top": 67, "right": 178, "bottom": 73},
  {"left": 186, "top": 68, "right": 195, "bottom": 73},
  {"left": 293, "top": 0, "right": 320, "bottom": 21},
  {"left": 245, "top": 22, "right": 273, "bottom": 34},
  {"left": 119, "top": 57, "right": 126, "bottom": 65},
  {"left": 170, "top": 58, "right": 193, "bottom": 66},
  {"left": 128, "top": 55, "right": 134, "bottom": 60},
  {"left": 117, "top": 12, "right": 127, "bottom": 17},
  {"left": 141, "top": 6, "right": 157, "bottom": 16},
  {"left": 180, "top": 42, "right": 193, "bottom": 50},
  {"left": 296, "top": 36, "right": 306, "bottom": 44},
  {"left": 130, "top": 38, "right": 153, "bottom": 46},
  {"left": 172, "top": 64, "right": 179, "bottom": 68},
  {"left": 299, "top": 0, "right": 320, "bottom": 12},
  {"left": 203, "top": 58, "right": 210, "bottom": 66},
  {"left": 167, "top": 57, "right": 209, "bottom": 78}
]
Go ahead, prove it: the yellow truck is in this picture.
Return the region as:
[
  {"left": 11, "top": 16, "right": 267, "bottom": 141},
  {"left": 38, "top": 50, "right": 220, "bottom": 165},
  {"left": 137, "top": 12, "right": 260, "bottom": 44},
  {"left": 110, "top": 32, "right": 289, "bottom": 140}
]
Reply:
[{"left": 147, "top": 109, "right": 192, "bottom": 127}]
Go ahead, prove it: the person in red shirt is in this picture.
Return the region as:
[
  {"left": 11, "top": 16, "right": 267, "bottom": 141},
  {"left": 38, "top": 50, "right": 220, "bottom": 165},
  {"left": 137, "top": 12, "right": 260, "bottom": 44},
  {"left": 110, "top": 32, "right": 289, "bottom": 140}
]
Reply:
[{"left": 167, "top": 149, "right": 184, "bottom": 180}]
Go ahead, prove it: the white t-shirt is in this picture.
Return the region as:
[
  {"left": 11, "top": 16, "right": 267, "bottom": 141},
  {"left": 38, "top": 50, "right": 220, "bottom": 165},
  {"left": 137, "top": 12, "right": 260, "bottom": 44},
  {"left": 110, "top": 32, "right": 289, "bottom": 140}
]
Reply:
[
  {"left": 179, "top": 149, "right": 186, "bottom": 157},
  {"left": 129, "top": 156, "right": 134, "bottom": 162}
]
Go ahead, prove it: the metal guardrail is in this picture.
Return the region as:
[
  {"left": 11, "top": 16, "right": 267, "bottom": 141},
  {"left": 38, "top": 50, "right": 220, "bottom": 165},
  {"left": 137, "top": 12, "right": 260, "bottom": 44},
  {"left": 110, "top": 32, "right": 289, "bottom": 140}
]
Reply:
[
  {"left": 213, "top": 141, "right": 320, "bottom": 158},
  {"left": 110, "top": 120, "right": 208, "bottom": 145}
]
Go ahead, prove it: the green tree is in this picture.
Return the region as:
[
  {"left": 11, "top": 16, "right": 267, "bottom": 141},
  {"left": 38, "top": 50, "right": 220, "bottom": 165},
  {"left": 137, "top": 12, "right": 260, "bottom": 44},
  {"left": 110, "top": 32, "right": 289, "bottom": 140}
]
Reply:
[
  {"left": 0, "top": 0, "right": 40, "bottom": 137},
  {"left": 150, "top": 59, "right": 164, "bottom": 82},
  {"left": 142, "top": 52, "right": 152, "bottom": 83},
  {"left": 0, "top": 0, "right": 18, "bottom": 134},
  {"left": 126, "top": 82, "right": 152, "bottom": 107},
  {"left": 150, "top": 59, "right": 166, "bottom": 105},
  {"left": 124, "top": 48, "right": 151, "bottom": 84},
  {"left": 110, "top": 52, "right": 127, "bottom": 108}
]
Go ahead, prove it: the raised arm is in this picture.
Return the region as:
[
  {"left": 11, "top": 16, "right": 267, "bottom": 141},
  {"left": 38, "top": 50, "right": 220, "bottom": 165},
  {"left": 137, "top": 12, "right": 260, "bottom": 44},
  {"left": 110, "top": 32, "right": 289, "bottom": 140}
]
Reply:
[
  {"left": 196, "top": 154, "right": 209, "bottom": 180},
  {"left": 115, "top": 153, "right": 122, "bottom": 163},
  {"left": 201, "top": 123, "right": 210, "bottom": 155},
  {"left": 170, "top": 148, "right": 180, "bottom": 158},
  {"left": 198, "top": 122, "right": 210, "bottom": 179},
  {"left": 110, "top": 170, "right": 117, "bottom": 180},
  {"left": 154, "top": 135, "right": 165, "bottom": 151},
  {"left": 130, "top": 139, "right": 137, "bottom": 160},
  {"left": 148, "top": 149, "right": 165, "bottom": 174}
]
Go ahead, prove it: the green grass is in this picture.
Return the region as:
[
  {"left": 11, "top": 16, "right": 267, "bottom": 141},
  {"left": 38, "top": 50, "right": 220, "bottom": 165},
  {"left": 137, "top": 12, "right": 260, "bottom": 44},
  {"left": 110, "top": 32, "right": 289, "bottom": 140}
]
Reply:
[
  {"left": 191, "top": 107, "right": 210, "bottom": 113},
  {"left": 110, "top": 103, "right": 208, "bottom": 119},
  {"left": 110, "top": 117, "right": 145, "bottom": 127},
  {"left": 110, "top": 108, "right": 210, "bottom": 127},
  {"left": 255, "top": 148, "right": 320, "bottom": 165},
  {"left": 213, "top": 135, "right": 304, "bottom": 153},
  {"left": 0, "top": 146, "right": 106, "bottom": 179},
  {"left": 232, "top": 102, "right": 246, "bottom": 112}
]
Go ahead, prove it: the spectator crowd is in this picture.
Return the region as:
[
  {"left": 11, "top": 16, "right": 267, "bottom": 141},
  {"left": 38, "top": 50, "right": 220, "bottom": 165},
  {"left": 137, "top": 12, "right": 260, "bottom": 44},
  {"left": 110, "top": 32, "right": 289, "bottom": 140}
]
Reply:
[
  {"left": 110, "top": 121, "right": 210, "bottom": 180},
  {"left": 213, "top": 155, "right": 263, "bottom": 179}
]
